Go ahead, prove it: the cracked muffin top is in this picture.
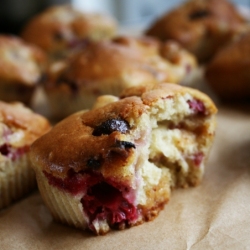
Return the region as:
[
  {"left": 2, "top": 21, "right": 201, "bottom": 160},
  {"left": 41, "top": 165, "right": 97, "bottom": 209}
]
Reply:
[{"left": 21, "top": 5, "right": 117, "bottom": 59}]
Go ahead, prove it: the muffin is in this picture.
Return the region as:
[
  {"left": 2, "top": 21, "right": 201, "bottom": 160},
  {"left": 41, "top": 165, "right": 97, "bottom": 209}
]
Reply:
[
  {"left": 44, "top": 36, "right": 197, "bottom": 120},
  {"left": 145, "top": 0, "right": 247, "bottom": 62},
  {"left": 0, "top": 35, "right": 46, "bottom": 105},
  {"left": 21, "top": 5, "right": 117, "bottom": 60},
  {"left": 30, "top": 83, "right": 217, "bottom": 235},
  {"left": 205, "top": 32, "right": 250, "bottom": 102},
  {"left": 0, "top": 101, "right": 50, "bottom": 210}
]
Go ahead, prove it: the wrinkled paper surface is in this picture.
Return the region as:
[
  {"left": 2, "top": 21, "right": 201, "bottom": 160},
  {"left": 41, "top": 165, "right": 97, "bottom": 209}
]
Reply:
[{"left": 0, "top": 68, "right": 250, "bottom": 250}]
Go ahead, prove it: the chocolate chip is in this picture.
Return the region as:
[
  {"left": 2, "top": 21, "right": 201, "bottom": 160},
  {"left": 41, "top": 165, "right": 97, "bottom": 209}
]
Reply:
[
  {"left": 92, "top": 119, "right": 130, "bottom": 136},
  {"left": 108, "top": 140, "right": 135, "bottom": 158},
  {"left": 114, "top": 140, "right": 136, "bottom": 149},
  {"left": 189, "top": 10, "right": 210, "bottom": 20},
  {"left": 87, "top": 157, "right": 102, "bottom": 169}
]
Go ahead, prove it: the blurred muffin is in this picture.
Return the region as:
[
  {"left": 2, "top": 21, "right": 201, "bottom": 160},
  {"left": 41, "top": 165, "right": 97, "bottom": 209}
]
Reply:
[
  {"left": 205, "top": 32, "right": 250, "bottom": 102},
  {"left": 21, "top": 5, "right": 117, "bottom": 60},
  {"left": 0, "top": 101, "right": 50, "bottom": 210},
  {"left": 0, "top": 35, "right": 46, "bottom": 105},
  {"left": 44, "top": 36, "right": 197, "bottom": 120},
  {"left": 145, "top": 0, "right": 247, "bottom": 62},
  {"left": 30, "top": 83, "right": 216, "bottom": 234}
]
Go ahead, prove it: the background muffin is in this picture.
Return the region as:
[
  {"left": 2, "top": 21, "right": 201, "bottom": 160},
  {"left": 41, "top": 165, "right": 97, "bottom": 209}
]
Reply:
[
  {"left": 0, "top": 101, "right": 50, "bottom": 210},
  {"left": 44, "top": 36, "right": 197, "bottom": 120},
  {"left": 0, "top": 35, "right": 46, "bottom": 106},
  {"left": 145, "top": 0, "right": 248, "bottom": 63},
  {"left": 21, "top": 5, "right": 117, "bottom": 60},
  {"left": 205, "top": 31, "right": 250, "bottom": 102}
]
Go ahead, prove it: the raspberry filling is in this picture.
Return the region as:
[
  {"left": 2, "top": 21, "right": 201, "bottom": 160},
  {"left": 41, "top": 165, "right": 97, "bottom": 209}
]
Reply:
[
  {"left": 187, "top": 99, "right": 206, "bottom": 115},
  {"left": 0, "top": 143, "right": 29, "bottom": 161},
  {"left": 193, "top": 152, "right": 204, "bottom": 166},
  {"left": 44, "top": 170, "right": 138, "bottom": 232},
  {"left": 82, "top": 181, "right": 137, "bottom": 231}
]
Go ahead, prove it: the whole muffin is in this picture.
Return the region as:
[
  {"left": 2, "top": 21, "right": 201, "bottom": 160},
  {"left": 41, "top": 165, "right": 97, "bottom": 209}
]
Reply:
[
  {"left": 0, "top": 35, "right": 46, "bottom": 105},
  {"left": 145, "top": 0, "right": 247, "bottom": 62},
  {"left": 21, "top": 5, "right": 117, "bottom": 60},
  {"left": 44, "top": 36, "right": 197, "bottom": 120},
  {"left": 0, "top": 101, "right": 50, "bottom": 210},
  {"left": 30, "top": 83, "right": 217, "bottom": 235},
  {"left": 205, "top": 32, "right": 250, "bottom": 102}
]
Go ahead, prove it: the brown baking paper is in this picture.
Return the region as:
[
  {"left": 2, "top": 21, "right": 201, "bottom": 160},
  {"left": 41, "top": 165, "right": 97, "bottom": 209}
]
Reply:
[{"left": 0, "top": 103, "right": 250, "bottom": 250}]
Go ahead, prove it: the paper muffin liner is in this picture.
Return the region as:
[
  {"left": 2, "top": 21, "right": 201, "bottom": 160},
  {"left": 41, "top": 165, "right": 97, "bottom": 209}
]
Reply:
[
  {"left": 35, "top": 170, "right": 89, "bottom": 230},
  {"left": 0, "top": 153, "right": 36, "bottom": 209},
  {"left": 34, "top": 165, "right": 171, "bottom": 234}
]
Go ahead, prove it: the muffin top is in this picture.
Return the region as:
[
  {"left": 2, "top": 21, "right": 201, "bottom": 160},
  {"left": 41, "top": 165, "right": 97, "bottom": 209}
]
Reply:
[
  {"left": 0, "top": 35, "right": 45, "bottom": 86},
  {"left": 0, "top": 101, "right": 51, "bottom": 148},
  {"left": 21, "top": 5, "right": 117, "bottom": 58},
  {"left": 46, "top": 36, "right": 197, "bottom": 94},
  {"left": 145, "top": 0, "right": 247, "bottom": 62}
]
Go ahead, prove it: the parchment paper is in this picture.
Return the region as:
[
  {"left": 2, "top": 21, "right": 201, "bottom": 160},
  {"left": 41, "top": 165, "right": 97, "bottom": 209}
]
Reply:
[
  {"left": 0, "top": 98, "right": 250, "bottom": 250},
  {"left": 1, "top": 10, "right": 250, "bottom": 245}
]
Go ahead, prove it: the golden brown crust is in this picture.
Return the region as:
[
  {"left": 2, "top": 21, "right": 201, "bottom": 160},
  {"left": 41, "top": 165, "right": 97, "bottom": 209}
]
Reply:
[
  {"left": 43, "top": 36, "right": 197, "bottom": 119},
  {"left": 21, "top": 5, "right": 117, "bottom": 57},
  {"left": 43, "top": 36, "right": 197, "bottom": 120},
  {"left": 205, "top": 32, "right": 250, "bottom": 101},
  {"left": 0, "top": 35, "right": 45, "bottom": 85},
  {"left": 122, "top": 83, "right": 217, "bottom": 115},
  {"left": 49, "top": 36, "right": 196, "bottom": 87},
  {"left": 0, "top": 101, "right": 51, "bottom": 146},
  {"left": 145, "top": 0, "right": 247, "bottom": 62},
  {"left": 31, "top": 96, "right": 145, "bottom": 180}
]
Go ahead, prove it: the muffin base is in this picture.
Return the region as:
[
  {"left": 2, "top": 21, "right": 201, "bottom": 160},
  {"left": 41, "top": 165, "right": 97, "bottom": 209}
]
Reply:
[{"left": 0, "top": 153, "right": 36, "bottom": 209}]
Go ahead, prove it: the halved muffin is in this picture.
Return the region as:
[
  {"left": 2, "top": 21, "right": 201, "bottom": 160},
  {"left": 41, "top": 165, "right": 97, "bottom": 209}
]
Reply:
[
  {"left": 30, "top": 83, "right": 217, "bottom": 234},
  {"left": 44, "top": 36, "right": 197, "bottom": 120},
  {"left": 0, "top": 101, "right": 50, "bottom": 209}
]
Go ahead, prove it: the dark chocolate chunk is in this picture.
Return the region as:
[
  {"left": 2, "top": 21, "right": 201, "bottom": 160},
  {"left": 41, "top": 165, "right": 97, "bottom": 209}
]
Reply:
[
  {"left": 114, "top": 140, "right": 136, "bottom": 150},
  {"left": 92, "top": 119, "right": 130, "bottom": 136},
  {"left": 87, "top": 157, "right": 102, "bottom": 169},
  {"left": 189, "top": 10, "right": 210, "bottom": 20}
]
